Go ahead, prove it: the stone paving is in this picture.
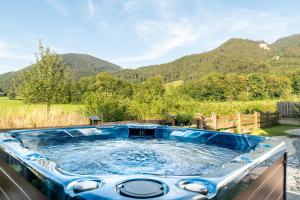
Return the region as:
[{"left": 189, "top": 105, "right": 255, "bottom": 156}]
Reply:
[{"left": 280, "top": 136, "right": 300, "bottom": 192}]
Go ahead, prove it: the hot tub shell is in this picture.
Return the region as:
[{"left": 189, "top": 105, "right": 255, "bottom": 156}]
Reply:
[{"left": 0, "top": 124, "right": 286, "bottom": 200}]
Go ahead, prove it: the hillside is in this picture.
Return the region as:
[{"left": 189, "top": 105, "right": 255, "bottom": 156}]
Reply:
[
  {"left": 0, "top": 53, "right": 121, "bottom": 92},
  {"left": 271, "top": 34, "right": 300, "bottom": 54},
  {"left": 62, "top": 53, "right": 121, "bottom": 79},
  {"left": 2, "top": 34, "right": 300, "bottom": 93},
  {"left": 113, "top": 38, "right": 275, "bottom": 82}
]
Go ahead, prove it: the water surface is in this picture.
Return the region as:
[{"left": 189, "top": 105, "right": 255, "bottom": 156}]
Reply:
[{"left": 38, "top": 139, "right": 241, "bottom": 176}]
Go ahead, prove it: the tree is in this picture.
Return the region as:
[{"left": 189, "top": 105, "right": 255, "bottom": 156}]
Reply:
[
  {"left": 8, "top": 78, "right": 17, "bottom": 99},
  {"left": 83, "top": 91, "right": 136, "bottom": 122},
  {"left": 89, "top": 72, "right": 133, "bottom": 97},
  {"left": 264, "top": 75, "right": 291, "bottom": 98},
  {"left": 292, "top": 74, "right": 300, "bottom": 95},
  {"left": 133, "top": 76, "right": 165, "bottom": 103},
  {"left": 247, "top": 73, "right": 267, "bottom": 100},
  {"left": 180, "top": 74, "right": 227, "bottom": 101},
  {"left": 132, "top": 76, "right": 166, "bottom": 119},
  {"left": 20, "top": 42, "right": 70, "bottom": 113}
]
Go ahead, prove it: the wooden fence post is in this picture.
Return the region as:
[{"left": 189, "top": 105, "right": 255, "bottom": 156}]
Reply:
[
  {"left": 196, "top": 114, "right": 204, "bottom": 129},
  {"left": 267, "top": 111, "right": 269, "bottom": 127},
  {"left": 276, "top": 111, "right": 279, "bottom": 124},
  {"left": 254, "top": 112, "right": 258, "bottom": 130},
  {"left": 196, "top": 114, "right": 201, "bottom": 129},
  {"left": 237, "top": 112, "right": 241, "bottom": 133},
  {"left": 212, "top": 113, "right": 218, "bottom": 130},
  {"left": 172, "top": 117, "right": 176, "bottom": 126},
  {"left": 200, "top": 115, "right": 205, "bottom": 129},
  {"left": 100, "top": 113, "right": 104, "bottom": 124}
]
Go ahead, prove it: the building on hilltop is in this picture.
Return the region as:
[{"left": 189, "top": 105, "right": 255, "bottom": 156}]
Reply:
[{"left": 258, "top": 42, "right": 270, "bottom": 50}]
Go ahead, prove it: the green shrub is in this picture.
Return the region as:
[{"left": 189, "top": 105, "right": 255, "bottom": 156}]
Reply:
[
  {"left": 8, "top": 91, "right": 16, "bottom": 100},
  {"left": 83, "top": 91, "right": 137, "bottom": 122},
  {"left": 176, "top": 113, "right": 194, "bottom": 126}
]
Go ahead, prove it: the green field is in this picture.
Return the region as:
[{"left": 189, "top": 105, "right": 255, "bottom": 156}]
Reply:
[
  {"left": 0, "top": 97, "right": 81, "bottom": 116},
  {"left": 0, "top": 97, "right": 86, "bottom": 129}
]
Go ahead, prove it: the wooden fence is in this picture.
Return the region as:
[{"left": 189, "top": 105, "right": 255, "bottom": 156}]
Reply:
[
  {"left": 0, "top": 112, "right": 278, "bottom": 133},
  {"left": 194, "top": 112, "right": 279, "bottom": 133},
  {"left": 277, "top": 102, "right": 300, "bottom": 118}
]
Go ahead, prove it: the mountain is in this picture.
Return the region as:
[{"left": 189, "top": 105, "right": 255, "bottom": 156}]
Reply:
[
  {"left": 0, "top": 53, "right": 121, "bottom": 92},
  {"left": 0, "top": 72, "right": 17, "bottom": 93},
  {"left": 270, "top": 34, "right": 300, "bottom": 51},
  {"left": 271, "top": 34, "right": 300, "bottom": 54},
  {"left": 113, "top": 38, "right": 275, "bottom": 82},
  {"left": 62, "top": 53, "right": 121, "bottom": 79}
]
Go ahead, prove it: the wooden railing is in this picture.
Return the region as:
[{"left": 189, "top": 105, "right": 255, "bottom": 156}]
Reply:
[{"left": 194, "top": 111, "right": 279, "bottom": 133}]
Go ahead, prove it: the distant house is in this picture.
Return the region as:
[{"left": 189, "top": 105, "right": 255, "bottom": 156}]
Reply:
[
  {"left": 0, "top": 92, "right": 5, "bottom": 97},
  {"left": 258, "top": 42, "right": 270, "bottom": 50}
]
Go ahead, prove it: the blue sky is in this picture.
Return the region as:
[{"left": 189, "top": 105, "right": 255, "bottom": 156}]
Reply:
[{"left": 1, "top": 0, "right": 300, "bottom": 74}]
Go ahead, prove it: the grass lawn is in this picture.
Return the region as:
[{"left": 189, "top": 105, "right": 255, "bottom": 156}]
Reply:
[
  {"left": 0, "top": 97, "right": 86, "bottom": 129},
  {"left": 0, "top": 97, "right": 82, "bottom": 117},
  {"left": 251, "top": 124, "right": 300, "bottom": 137}
]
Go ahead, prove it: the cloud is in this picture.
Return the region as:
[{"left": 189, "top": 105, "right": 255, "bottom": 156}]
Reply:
[
  {"left": 87, "top": 0, "right": 95, "bottom": 18},
  {"left": 0, "top": 40, "right": 34, "bottom": 61},
  {"left": 45, "top": 0, "right": 69, "bottom": 15},
  {"left": 224, "top": 9, "right": 295, "bottom": 42},
  {"left": 122, "top": 0, "right": 138, "bottom": 13},
  {"left": 119, "top": 18, "right": 202, "bottom": 63}
]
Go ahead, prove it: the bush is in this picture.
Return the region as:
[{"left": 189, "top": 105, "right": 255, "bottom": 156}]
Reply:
[
  {"left": 83, "top": 92, "right": 137, "bottom": 122},
  {"left": 8, "top": 92, "right": 16, "bottom": 100},
  {"left": 175, "top": 113, "right": 194, "bottom": 126}
]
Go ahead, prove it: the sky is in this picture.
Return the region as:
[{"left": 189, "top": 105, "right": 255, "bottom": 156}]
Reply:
[{"left": 1, "top": 0, "right": 300, "bottom": 74}]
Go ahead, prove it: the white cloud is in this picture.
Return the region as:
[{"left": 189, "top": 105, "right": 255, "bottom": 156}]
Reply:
[
  {"left": 45, "top": 0, "right": 69, "bottom": 15},
  {"left": 0, "top": 40, "right": 33, "bottom": 61},
  {"left": 87, "top": 0, "right": 95, "bottom": 18},
  {"left": 225, "top": 9, "right": 294, "bottom": 42},
  {"left": 119, "top": 18, "right": 202, "bottom": 63},
  {"left": 122, "top": 0, "right": 138, "bottom": 13},
  {"left": 0, "top": 40, "right": 35, "bottom": 73}
]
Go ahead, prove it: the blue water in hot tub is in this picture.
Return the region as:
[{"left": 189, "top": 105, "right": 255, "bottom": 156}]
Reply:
[{"left": 37, "top": 138, "right": 242, "bottom": 176}]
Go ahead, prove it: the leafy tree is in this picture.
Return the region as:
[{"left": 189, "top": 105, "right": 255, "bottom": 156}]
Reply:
[
  {"left": 8, "top": 91, "right": 16, "bottom": 99},
  {"left": 292, "top": 74, "right": 300, "bottom": 95},
  {"left": 247, "top": 73, "right": 267, "bottom": 100},
  {"left": 67, "top": 80, "right": 82, "bottom": 102},
  {"left": 83, "top": 91, "right": 136, "bottom": 122},
  {"left": 133, "top": 76, "right": 165, "bottom": 103},
  {"left": 20, "top": 42, "right": 70, "bottom": 113},
  {"left": 180, "top": 74, "right": 227, "bottom": 101},
  {"left": 264, "top": 75, "right": 291, "bottom": 98},
  {"left": 89, "top": 72, "right": 133, "bottom": 97},
  {"left": 224, "top": 74, "right": 245, "bottom": 100},
  {"left": 78, "top": 76, "right": 96, "bottom": 93},
  {"left": 8, "top": 78, "right": 17, "bottom": 99},
  {"left": 131, "top": 76, "right": 166, "bottom": 119}
]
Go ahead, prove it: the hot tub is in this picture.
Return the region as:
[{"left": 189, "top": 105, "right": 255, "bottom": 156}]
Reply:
[{"left": 0, "top": 124, "right": 286, "bottom": 200}]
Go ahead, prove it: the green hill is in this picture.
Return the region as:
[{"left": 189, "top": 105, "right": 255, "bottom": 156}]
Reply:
[
  {"left": 62, "top": 53, "right": 121, "bottom": 79},
  {"left": 0, "top": 53, "right": 121, "bottom": 92},
  {"left": 113, "top": 38, "right": 275, "bottom": 82},
  {"left": 271, "top": 34, "right": 300, "bottom": 54}
]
